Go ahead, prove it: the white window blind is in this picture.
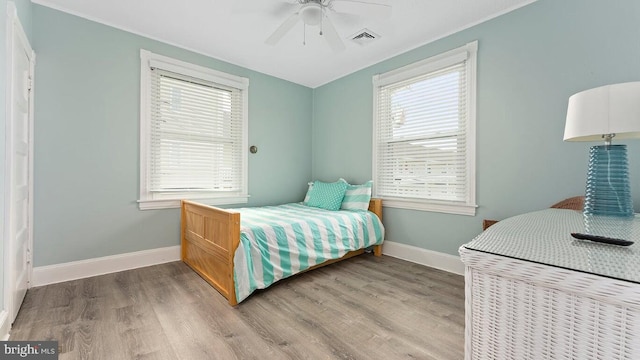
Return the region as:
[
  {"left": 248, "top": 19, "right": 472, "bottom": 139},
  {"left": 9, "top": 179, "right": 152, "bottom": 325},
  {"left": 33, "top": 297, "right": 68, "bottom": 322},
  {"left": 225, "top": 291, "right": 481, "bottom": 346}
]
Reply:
[
  {"left": 373, "top": 41, "right": 477, "bottom": 215},
  {"left": 149, "top": 69, "right": 243, "bottom": 193},
  {"left": 139, "top": 50, "right": 249, "bottom": 210}
]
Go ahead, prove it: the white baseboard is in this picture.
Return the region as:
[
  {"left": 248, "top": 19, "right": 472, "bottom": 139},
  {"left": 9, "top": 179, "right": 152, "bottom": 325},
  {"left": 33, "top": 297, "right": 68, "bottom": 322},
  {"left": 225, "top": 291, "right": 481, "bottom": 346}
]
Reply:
[
  {"left": 382, "top": 240, "right": 464, "bottom": 276},
  {"left": 32, "top": 246, "right": 181, "bottom": 287},
  {"left": 0, "top": 310, "right": 9, "bottom": 340},
  {"left": 29, "top": 242, "right": 460, "bottom": 287}
]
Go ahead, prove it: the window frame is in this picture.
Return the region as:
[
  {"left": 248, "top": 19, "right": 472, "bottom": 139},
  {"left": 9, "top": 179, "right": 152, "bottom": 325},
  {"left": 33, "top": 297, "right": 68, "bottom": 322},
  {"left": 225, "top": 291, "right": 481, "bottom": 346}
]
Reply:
[
  {"left": 372, "top": 41, "right": 478, "bottom": 216},
  {"left": 138, "top": 49, "right": 249, "bottom": 210}
]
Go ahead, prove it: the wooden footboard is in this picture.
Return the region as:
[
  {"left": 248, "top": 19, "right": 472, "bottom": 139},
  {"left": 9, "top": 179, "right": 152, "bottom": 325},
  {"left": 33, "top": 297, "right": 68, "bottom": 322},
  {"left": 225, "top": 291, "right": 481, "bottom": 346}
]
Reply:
[
  {"left": 181, "top": 199, "right": 384, "bottom": 306},
  {"left": 181, "top": 200, "right": 240, "bottom": 305}
]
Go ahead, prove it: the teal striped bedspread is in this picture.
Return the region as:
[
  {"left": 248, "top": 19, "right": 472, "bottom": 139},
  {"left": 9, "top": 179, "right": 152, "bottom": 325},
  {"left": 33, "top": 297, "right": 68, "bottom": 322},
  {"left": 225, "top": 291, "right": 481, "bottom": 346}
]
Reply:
[{"left": 232, "top": 203, "right": 385, "bottom": 303}]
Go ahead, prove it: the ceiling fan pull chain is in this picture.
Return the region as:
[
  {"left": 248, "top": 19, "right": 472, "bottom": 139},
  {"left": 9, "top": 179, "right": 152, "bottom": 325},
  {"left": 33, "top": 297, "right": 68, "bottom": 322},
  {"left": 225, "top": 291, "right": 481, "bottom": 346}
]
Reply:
[{"left": 319, "top": 7, "right": 324, "bottom": 35}]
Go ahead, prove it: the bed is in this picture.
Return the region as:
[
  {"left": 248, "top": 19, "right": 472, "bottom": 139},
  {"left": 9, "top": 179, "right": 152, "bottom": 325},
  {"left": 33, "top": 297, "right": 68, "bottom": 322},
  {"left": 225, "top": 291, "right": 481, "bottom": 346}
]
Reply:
[{"left": 181, "top": 198, "right": 384, "bottom": 305}]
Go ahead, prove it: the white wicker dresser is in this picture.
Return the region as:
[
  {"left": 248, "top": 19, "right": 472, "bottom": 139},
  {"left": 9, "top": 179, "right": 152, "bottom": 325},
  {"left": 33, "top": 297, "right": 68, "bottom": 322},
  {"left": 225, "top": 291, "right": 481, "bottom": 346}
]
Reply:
[{"left": 459, "top": 209, "right": 640, "bottom": 360}]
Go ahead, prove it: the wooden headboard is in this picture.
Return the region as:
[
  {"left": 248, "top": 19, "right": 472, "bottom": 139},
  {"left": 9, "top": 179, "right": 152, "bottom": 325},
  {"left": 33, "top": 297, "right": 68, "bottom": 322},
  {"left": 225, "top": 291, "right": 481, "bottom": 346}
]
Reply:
[{"left": 368, "top": 198, "right": 382, "bottom": 221}]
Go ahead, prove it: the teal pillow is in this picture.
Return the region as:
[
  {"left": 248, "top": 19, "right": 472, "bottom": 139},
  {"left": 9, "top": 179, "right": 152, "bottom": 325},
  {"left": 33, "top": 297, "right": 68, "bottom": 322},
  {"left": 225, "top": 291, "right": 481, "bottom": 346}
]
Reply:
[
  {"left": 340, "top": 179, "right": 373, "bottom": 211},
  {"left": 306, "top": 180, "right": 348, "bottom": 211}
]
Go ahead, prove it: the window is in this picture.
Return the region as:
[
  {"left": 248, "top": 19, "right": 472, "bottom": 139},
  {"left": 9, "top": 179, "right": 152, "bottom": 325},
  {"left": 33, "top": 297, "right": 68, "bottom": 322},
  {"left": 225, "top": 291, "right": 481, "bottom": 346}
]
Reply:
[
  {"left": 139, "top": 50, "right": 249, "bottom": 210},
  {"left": 372, "top": 41, "right": 477, "bottom": 215}
]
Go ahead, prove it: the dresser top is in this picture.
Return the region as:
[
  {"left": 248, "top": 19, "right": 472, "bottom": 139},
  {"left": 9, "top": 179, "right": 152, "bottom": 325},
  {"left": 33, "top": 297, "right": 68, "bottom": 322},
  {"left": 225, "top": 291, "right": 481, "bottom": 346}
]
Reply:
[{"left": 462, "top": 209, "right": 640, "bottom": 283}]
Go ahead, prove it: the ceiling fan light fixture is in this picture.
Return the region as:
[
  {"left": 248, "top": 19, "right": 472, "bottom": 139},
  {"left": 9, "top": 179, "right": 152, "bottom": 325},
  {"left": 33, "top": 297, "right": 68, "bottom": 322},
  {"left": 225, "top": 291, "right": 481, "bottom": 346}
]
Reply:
[{"left": 300, "top": 3, "right": 323, "bottom": 26}]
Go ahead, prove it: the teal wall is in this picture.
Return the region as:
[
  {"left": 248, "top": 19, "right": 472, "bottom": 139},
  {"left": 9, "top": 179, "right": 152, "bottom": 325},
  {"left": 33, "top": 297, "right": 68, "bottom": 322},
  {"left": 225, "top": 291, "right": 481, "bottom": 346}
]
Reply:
[
  {"left": 19, "top": 0, "right": 640, "bottom": 269},
  {"left": 1, "top": 0, "right": 32, "bottom": 321},
  {"left": 312, "top": 0, "right": 640, "bottom": 255},
  {"left": 31, "top": 5, "right": 313, "bottom": 266}
]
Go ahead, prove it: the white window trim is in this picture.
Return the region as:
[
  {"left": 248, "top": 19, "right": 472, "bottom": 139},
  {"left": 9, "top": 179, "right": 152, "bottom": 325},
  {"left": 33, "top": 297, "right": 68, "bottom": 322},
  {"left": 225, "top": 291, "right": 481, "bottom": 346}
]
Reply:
[
  {"left": 372, "top": 41, "right": 478, "bottom": 216},
  {"left": 138, "top": 49, "right": 249, "bottom": 210}
]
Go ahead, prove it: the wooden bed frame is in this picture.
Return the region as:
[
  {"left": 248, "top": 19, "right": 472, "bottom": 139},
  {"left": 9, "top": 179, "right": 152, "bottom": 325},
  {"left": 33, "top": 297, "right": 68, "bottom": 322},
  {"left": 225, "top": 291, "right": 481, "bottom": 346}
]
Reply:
[{"left": 181, "top": 199, "right": 384, "bottom": 306}]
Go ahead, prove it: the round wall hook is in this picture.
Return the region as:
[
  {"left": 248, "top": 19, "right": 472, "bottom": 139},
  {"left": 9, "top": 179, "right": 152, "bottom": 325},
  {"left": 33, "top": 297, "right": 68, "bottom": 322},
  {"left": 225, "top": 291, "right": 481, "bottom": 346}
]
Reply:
[{"left": 249, "top": 145, "right": 258, "bottom": 154}]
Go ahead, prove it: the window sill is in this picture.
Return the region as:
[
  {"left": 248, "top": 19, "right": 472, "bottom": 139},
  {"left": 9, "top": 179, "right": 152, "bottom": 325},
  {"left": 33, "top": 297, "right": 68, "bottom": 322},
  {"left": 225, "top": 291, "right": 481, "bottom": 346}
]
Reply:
[
  {"left": 381, "top": 197, "right": 477, "bottom": 216},
  {"left": 138, "top": 196, "right": 249, "bottom": 210}
]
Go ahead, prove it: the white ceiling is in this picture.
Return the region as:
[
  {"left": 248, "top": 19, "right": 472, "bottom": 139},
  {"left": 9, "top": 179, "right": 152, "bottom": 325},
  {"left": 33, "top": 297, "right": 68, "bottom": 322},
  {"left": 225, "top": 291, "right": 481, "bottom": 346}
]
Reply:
[{"left": 32, "top": 0, "right": 536, "bottom": 88}]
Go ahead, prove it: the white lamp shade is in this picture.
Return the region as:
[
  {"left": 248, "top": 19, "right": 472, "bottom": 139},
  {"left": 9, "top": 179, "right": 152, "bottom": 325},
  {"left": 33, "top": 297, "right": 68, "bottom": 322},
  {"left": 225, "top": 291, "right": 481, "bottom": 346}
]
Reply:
[{"left": 564, "top": 81, "right": 640, "bottom": 142}]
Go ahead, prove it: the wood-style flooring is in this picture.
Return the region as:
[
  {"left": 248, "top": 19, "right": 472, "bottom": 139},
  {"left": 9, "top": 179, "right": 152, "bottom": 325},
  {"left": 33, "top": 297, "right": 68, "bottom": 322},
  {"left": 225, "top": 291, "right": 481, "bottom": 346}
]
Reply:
[{"left": 10, "top": 255, "right": 465, "bottom": 360}]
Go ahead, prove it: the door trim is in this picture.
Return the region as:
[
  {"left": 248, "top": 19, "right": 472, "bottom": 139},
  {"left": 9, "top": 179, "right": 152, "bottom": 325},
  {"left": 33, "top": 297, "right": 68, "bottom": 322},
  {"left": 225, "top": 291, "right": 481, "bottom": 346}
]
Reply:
[{"left": 3, "top": 0, "right": 35, "bottom": 330}]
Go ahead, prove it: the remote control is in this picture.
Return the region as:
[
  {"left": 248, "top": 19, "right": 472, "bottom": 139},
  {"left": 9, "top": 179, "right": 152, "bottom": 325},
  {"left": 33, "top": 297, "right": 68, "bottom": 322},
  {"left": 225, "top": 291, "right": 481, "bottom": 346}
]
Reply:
[{"left": 570, "top": 233, "right": 634, "bottom": 246}]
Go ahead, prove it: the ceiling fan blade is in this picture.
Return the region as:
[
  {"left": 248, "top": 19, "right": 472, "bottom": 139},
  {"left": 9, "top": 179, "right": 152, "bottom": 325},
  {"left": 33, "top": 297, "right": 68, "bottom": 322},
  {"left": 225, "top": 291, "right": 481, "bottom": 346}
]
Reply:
[
  {"left": 233, "top": 1, "right": 297, "bottom": 17},
  {"left": 272, "top": 2, "right": 299, "bottom": 17},
  {"left": 266, "top": 12, "right": 300, "bottom": 45},
  {"left": 321, "top": 17, "right": 346, "bottom": 52},
  {"left": 331, "top": 0, "right": 392, "bottom": 20}
]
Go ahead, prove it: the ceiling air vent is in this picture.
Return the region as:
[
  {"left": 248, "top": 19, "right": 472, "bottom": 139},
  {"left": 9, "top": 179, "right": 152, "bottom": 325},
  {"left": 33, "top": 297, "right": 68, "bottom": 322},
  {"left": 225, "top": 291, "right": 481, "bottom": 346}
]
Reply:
[{"left": 350, "top": 28, "right": 380, "bottom": 46}]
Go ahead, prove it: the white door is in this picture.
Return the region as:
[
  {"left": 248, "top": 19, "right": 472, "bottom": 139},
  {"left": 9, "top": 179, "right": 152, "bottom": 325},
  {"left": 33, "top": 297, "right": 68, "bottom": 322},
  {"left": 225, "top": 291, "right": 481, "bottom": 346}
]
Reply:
[{"left": 5, "top": 3, "right": 35, "bottom": 324}]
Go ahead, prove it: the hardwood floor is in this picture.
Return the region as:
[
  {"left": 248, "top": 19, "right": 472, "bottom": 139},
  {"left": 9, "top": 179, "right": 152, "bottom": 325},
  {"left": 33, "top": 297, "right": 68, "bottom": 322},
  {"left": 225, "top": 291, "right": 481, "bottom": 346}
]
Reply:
[{"left": 10, "top": 255, "right": 465, "bottom": 360}]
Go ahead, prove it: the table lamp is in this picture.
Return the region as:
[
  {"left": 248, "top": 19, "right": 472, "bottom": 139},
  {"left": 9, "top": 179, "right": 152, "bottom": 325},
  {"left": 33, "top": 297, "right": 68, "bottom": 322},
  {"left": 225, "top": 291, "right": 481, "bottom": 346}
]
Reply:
[{"left": 564, "top": 82, "right": 640, "bottom": 218}]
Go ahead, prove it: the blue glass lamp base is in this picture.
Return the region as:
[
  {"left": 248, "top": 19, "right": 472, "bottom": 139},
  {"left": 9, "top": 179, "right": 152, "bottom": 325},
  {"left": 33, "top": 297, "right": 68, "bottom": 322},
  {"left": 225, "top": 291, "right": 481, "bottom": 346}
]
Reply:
[{"left": 583, "top": 144, "right": 634, "bottom": 218}]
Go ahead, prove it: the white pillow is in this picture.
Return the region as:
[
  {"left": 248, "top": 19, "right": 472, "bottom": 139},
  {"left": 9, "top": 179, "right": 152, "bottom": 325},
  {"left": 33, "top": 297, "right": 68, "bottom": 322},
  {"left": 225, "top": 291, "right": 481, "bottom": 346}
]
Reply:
[
  {"left": 339, "top": 179, "right": 373, "bottom": 211},
  {"left": 303, "top": 182, "right": 313, "bottom": 204}
]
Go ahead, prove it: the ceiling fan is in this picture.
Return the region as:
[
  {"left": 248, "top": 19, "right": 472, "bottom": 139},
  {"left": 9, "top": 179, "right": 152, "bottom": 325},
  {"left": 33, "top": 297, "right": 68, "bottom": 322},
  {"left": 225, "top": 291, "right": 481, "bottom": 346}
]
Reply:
[{"left": 265, "top": 0, "right": 392, "bottom": 52}]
